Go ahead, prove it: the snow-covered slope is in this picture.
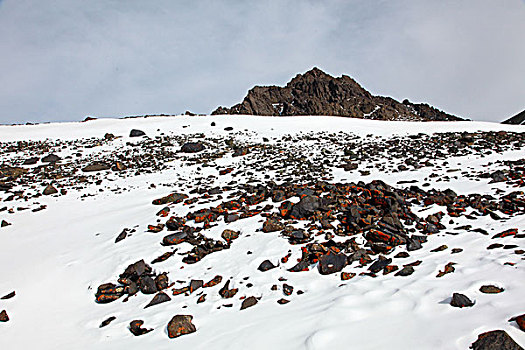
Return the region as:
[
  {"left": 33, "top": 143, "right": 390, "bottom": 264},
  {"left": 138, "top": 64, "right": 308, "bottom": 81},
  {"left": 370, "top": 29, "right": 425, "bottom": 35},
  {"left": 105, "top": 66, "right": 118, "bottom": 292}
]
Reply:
[{"left": 0, "top": 115, "right": 524, "bottom": 350}]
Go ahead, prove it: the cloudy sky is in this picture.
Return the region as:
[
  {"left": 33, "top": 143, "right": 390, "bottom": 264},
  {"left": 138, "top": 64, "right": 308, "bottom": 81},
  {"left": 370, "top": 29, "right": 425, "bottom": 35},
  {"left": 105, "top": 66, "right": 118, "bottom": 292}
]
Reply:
[{"left": 0, "top": 0, "right": 524, "bottom": 124}]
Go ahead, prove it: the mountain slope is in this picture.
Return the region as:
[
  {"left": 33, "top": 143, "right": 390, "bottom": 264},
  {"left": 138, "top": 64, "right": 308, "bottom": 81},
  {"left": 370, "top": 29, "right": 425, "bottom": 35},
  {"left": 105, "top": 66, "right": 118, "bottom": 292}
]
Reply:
[
  {"left": 0, "top": 116, "right": 524, "bottom": 350},
  {"left": 212, "top": 68, "right": 463, "bottom": 121}
]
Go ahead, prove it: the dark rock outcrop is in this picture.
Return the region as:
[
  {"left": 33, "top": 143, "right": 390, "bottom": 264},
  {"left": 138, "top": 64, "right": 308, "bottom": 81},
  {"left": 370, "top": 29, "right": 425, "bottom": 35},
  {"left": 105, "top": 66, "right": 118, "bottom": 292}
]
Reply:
[
  {"left": 502, "top": 109, "right": 525, "bottom": 125},
  {"left": 212, "top": 67, "right": 463, "bottom": 121}
]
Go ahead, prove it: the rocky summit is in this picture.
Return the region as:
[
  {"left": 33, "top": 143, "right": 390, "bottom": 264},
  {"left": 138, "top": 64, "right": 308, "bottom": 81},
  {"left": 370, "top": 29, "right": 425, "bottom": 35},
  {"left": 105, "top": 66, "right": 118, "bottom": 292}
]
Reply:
[{"left": 212, "top": 67, "right": 463, "bottom": 121}]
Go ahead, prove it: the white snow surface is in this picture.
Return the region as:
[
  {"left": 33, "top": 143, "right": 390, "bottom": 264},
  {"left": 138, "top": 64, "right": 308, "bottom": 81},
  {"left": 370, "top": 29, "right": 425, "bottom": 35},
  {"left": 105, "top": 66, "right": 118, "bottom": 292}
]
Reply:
[{"left": 0, "top": 115, "right": 524, "bottom": 349}]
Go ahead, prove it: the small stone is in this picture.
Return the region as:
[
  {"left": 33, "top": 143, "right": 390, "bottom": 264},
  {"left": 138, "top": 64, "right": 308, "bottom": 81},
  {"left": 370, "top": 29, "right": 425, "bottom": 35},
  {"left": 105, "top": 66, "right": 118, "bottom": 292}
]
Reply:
[
  {"left": 82, "top": 163, "right": 110, "bottom": 172},
  {"left": 99, "top": 316, "right": 116, "bottom": 328},
  {"left": 1, "top": 291, "right": 15, "bottom": 299},
  {"left": 152, "top": 193, "right": 188, "bottom": 205},
  {"left": 129, "top": 320, "right": 153, "bottom": 336},
  {"left": 277, "top": 298, "right": 290, "bottom": 304},
  {"left": 283, "top": 284, "right": 293, "bottom": 296},
  {"left": 479, "top": 285, "right": 504, "bottom": 294},
  {"left": 395, "top": 266, "right": 414, "bottom": 276},
  {"left": 155, "top": 273, "right": 169, "bottom": 290},
  {"left": 0, "top": 310, "right": 9, "bottom": 322},
  {"left": 258, "top": 260, "right": 277, "bottom": 272},
  {"left": 450, "top": 293, "right": 474, "bottom": 308},
  {"left": 144, "top": 292, "right": 171, "bottom": 308},
  {"left": 203, "top": 275, "right": 222, "bottom": 288},
  {"left": 341, "top": 272, "right": 356, "bottom": 280},
  {"left": 114, "top": 228, "right": 128, "bottom": 243},
  {"left": 487, "top": 243, "right": 503, "bottom": 250},
  {"left": 368, "top": 256, "right": 392, "bottom": 273},
  {"left": 509, "top": 314, "right": 525, "bottom": 332},
  {"left": 240, "top": 296, "right": 258, "bottom": 310},
  {"left": 221, "top": 229, "right": 240, "bottom": 243},
  {"left": 43, "top": 184, "right": 58, "bottom": 195},
  {"left": 383, "top": 265, "right": 399, "bottom": 275},
  {"left": 167, "top": 315, "right": 196, "bottom": 338},
  {"left": 262, "top": 218, "right": 284, "bottom": 233},
  {"left": 23, "top": 157, "right": 39, "bottom": 165},
  {"left": 430, "top": 245, "right": 448, "bottom": 252},
  {"left": 189, "top": 280, "right": 204, "bottom": 293},
  {"left": 218, "top": 280, "right": 238, "bottom": 298},
  {"left": 436, "top": 262, "right": 455, "bottom": 277}
]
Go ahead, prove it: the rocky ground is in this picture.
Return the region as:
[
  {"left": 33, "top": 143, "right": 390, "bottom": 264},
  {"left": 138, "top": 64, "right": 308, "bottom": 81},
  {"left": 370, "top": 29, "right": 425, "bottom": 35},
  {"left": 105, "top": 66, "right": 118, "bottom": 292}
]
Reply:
[{"left": 0, "top": 115, "right": 524, "bottom": 349}]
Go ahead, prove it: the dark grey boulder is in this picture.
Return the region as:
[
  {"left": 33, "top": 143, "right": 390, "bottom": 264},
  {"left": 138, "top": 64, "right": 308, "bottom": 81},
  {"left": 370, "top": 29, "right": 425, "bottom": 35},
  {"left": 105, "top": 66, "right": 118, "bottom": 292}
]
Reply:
[
  {"left": 129, "top": 129, "right": 146, "bottom": 137},
  {"left": 181, "top": 142, "right": 205, "bottom": 153},
  {"left": 318, "top": 253, "right": 346, "bottom": 275},
  {"left": 139, "top": 276, "right": 158, "bottom": 294},
  {"left": 290, "top": 195, "right": 320, "bottom": 219},
  {"left": 41, "top": 154, "right": 60, "bottom": 163},
  {"left": 144, "top": 291, "right": 171, "bottom": 308},
  {"left": 450, "top": 293, "right": 474, "bottom": 308},
  {"left": 258, "top": 260, "right": 277, "bottom": 272}
]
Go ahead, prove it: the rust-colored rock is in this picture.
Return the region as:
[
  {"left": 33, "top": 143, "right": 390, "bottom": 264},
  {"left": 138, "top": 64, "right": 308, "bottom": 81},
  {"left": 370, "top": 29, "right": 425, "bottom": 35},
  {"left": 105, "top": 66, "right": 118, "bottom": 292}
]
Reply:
[{"left": 167, "top": 315, "right": 196, "bottom": 338}]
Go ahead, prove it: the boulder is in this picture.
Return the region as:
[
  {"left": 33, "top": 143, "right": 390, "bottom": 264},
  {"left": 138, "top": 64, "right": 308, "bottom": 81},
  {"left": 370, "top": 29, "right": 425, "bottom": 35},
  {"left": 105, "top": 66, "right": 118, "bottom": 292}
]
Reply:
[
  {"left": 99, "top": 316, "right": 116, "bottom": 328},
  {"left": 290, "top": 195, "right": 320, "bottom": 219},
  {"left": 470, "top": 330, "right": 523, "bottom": 350},
  {"left": 129, "top": 320, "right": 153, "bottom": 336},
  {"left": 82, "top": 163, "right": 110, "bottom": 172},
  {"left": 167, "top": 315, "right": 196, "bottom": 338},
  {"left": 262, "top": 218, "right": 284, "bottom": 233},
  {"left": 95, "top": 283, "right": 125, "bottom": 303},
  {"left": 480, "top": 285, "right": 505, "bottom": 294},
  {"left": 129, "top": 129, "right": 146, "bottom": 137},
  {"left": 181, "top": 142, "right": 205, "bottom": 153},
  {"left": 0, "top": 310, "right": 8, "bottom": 322},
  {"left": 138, "top": 276, "right": 158, "bottom": 294},
  {"left": 450, "top": 293, "right": 474, "bottom": 308},
  {"left": 152, "top": 193, "right": 188, "bottom": 205},
  {"left": 258, "top": 260, "right": 277, "bottom": 272},
  {"left": 144, "top": 292, "right": 171, "bottom": 308},
  {"left": 318, "top": 253, "right": 346, "bottom": 275},
  {"left": 43, "top": 184, "right": 58, "bottom": 195},
  {"left": 41, "top": 154, "right": 60, "bottom": 163},
  {"left": 240, "top": 296, "right": 258, "bottom": 310}
]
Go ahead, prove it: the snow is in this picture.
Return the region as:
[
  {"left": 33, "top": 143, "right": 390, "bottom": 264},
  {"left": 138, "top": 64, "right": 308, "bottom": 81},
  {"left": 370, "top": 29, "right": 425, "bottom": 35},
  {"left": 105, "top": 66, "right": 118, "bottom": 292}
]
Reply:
[{"left": 0, "top": 115, "right": 524, "bottom": 349}]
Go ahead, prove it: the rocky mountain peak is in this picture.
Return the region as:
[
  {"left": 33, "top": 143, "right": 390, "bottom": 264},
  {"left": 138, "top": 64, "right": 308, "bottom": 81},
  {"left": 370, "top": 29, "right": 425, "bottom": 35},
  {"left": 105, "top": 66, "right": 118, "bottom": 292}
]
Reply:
[{"left": 212, "top": 68, "right": 463, "bottom": 121}]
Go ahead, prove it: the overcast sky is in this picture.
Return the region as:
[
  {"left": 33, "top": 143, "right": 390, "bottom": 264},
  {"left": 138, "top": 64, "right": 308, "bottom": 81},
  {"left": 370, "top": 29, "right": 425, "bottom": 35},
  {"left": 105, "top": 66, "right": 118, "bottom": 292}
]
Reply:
[{"left": 0, "top": 0, "right": 524, "bottom": 124}]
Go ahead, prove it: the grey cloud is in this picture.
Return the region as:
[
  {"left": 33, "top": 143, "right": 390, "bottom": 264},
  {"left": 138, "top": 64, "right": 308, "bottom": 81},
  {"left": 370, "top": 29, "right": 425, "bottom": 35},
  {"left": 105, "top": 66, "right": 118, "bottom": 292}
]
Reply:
[{"left": 0, "top": 0, "right": 523, "bottom": 123}]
